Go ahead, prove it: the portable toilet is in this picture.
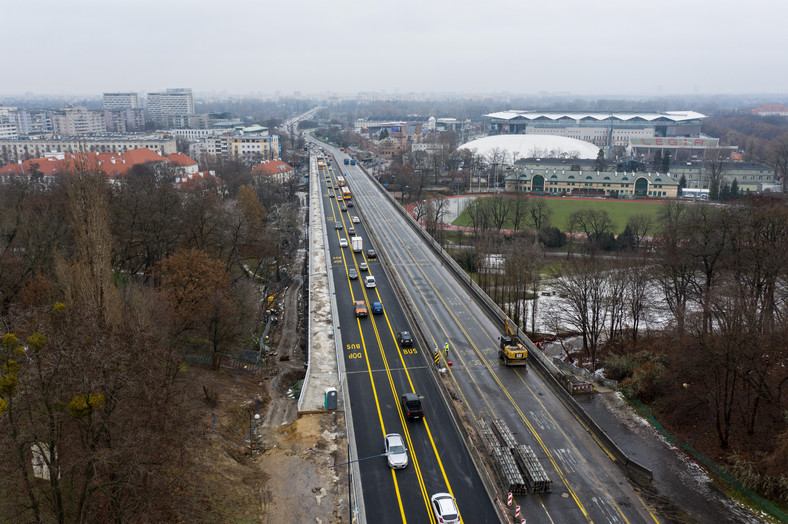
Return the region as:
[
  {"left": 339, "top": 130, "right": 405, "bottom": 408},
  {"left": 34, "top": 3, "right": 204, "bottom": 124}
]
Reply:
[{"left": 324, "top": 387, "right": 338, "bottom": 410}]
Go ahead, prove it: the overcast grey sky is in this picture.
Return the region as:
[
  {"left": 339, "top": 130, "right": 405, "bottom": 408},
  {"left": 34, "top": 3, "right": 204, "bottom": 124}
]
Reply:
[{"left": 3, "top": 0, "right": 786, "bottom": 97}]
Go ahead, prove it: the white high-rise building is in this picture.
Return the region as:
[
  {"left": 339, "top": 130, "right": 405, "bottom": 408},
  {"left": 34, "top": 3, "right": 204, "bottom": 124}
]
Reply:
[
  {"left": 102, "top": 92, "right": 140, "bottom": 111},
  {"left": 146, "top": 88, "right": 194, "bottom": 126}
]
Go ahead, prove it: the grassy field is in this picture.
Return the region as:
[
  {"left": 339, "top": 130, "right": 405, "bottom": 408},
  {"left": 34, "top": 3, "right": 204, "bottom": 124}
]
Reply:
[{"left": 456, "top": 196, "right": 666, "bottom": 233}]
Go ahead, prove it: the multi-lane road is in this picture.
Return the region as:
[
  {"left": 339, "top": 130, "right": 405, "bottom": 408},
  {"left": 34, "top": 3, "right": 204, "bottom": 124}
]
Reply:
[
  {"left": 315, "top": 142, "right": 662, "bottom": 524},
  {"left": 317, "top": 152, "right": 498, "bottom": 522}
]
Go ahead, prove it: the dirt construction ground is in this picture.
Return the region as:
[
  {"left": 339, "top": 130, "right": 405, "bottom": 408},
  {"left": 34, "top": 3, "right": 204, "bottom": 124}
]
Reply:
[
  {"left": 180, "top": 249, "right": 350, "bottom": 523},
  {"left": 182, "top": 359, "right": 349, "bottom": 523}
]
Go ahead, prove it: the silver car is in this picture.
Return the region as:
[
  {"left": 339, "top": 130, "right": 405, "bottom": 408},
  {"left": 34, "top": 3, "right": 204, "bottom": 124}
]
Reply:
[
  {"left": 384, "top": 433, "right": 408, "bottom": 469},
  {"left": 430, "top": 493, "right": 460, "bottom": 523}
]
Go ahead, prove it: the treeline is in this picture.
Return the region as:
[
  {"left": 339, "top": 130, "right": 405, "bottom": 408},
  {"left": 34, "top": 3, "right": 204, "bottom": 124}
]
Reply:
[
  {"left": 703, "top": 113, "right": 788, "bottom": 163},
  {"left": 0, "top": 163, "right": 301, "bottom": 521}
]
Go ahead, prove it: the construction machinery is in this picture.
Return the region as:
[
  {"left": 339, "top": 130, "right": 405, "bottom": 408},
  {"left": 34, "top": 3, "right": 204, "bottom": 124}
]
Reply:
[{"left": 499, "top": 319, "right": 528, "bottom": 367}]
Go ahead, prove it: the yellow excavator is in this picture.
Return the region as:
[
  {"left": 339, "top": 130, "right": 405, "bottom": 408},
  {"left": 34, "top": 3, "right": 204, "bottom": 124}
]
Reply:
[{"left": 499, "top": 319, "right": 528, "bottom": 367}]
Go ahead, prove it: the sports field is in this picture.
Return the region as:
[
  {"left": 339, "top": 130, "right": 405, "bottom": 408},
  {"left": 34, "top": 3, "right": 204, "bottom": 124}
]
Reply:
[{"left": 456, "top": 196, "right": 667, "bottom": 234}]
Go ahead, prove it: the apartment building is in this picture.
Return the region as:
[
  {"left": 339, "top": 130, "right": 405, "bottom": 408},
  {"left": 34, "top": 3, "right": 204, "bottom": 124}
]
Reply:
[
  {"left": 0, "top": 123, "right": 18, "bottom": 140},
  {"left": 230, "top": 134, "right": 279, "bottom": 163},
  {"left": 51, "top": 106, "right": 105, "bottom": 136},
  {"left": 104, "top": 108, "right": 145, "bottom": 133},
  {"left": 147, "top": 88, "right": 194, "bottom": 126},
  {"left": 102, "top": 92, "right": 140, "bottom": 110},
  {"left": 0, "top": 134, "right": 177, "bottom": 164},
  {"left": 167, "top": 113, "right": 209, "bottom": 129}
]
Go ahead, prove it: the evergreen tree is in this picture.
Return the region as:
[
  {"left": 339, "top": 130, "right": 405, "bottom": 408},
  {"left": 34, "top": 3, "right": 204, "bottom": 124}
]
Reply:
[
  {"left": 652, "top": 150, "right": 662, "bottom": 171},
  {"left": 679, "top": 174, "right": 687, "bottom": 192},
  {"left": 661, "top": 150, "right": 671, "bottom": 173},
  {"left": 720, "top": 183, "right": 731, "bottom": 201},
  {"left": 731, "top": 178, "right": 739, "bottom": 198},
  {"left": 709, "top": 179, "right": 721, "bottom": 201},
  {"left": 379, "top": 128, "right": 389, "bottom": 140},
  {"left": 594, "top": 149, "right": 607, "bottom": 172}
]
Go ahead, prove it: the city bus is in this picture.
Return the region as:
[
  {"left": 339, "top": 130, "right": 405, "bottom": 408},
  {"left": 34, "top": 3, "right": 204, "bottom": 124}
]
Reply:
[{"left": 341, "top": 187, "right": 351, "bottom": 200}]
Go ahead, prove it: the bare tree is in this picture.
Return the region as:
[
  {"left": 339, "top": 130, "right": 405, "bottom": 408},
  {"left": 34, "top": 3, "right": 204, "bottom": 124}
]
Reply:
[
  {"left": 550, "top": 255, "right": 609, "bottom": 370},
  {"left": 486, "top": 147, "right": 507, "bottom": 190},
  {"left": 568, "top": 208, "right": 614, "bottom": 250},
  {"left": 487, "top": 196, "right": 511, "bottom": 231},
  {"left": 682, "top": 204, "right": 732, "bottom": 334},
  {"left": 706, "top": 149, "right": 727, "bottom": 200},
  {"left": 655, "top": 202, "right": 697, "bottom": 336},
  {"left": 626, "top": 213, "right": 653, "bottom": 250},
  {"left": 509, "top": 197, "right": 529, "bottom": 232},
  {"left": 625, "top": 260, "right": 651, "bottom": 344},
  {"left": 527, "top": 198, "right": 552, "bottom": 231}
]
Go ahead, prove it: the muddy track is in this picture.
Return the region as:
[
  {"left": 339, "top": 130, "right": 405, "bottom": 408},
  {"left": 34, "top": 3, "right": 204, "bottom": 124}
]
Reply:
[{"left": 260, "top": 256, "right": 306, "bottom": 429}]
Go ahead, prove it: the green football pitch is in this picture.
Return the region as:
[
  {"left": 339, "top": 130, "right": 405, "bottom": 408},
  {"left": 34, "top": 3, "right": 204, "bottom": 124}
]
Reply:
[{"left": 455, "top": 196, "right": 666, "bottom": 234}]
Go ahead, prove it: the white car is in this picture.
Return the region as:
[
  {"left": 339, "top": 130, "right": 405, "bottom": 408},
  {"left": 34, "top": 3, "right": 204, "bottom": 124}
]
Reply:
[
  {"left": 364, "top": 275, "right": 376, "bottom": 288},
  {"left": 351, "top": 216, "right": 360, "bottom": 224},
  {"left": 430, "top": 493, "right": 460, "bottom": 523},
  {"left": 384, "top": 434, "right": 408, "bottom": 469},
  {"left": 339, "top": 238, "right": 348, "bottom": 248}
]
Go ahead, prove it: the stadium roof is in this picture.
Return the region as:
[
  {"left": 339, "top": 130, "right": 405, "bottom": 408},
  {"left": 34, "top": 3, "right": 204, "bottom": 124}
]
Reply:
[
  {"left": 457, "top": 135, "right": 600, "bottom": 160},
  {"left": 485, "top": 110, "right": 706, "bottom": 122}
]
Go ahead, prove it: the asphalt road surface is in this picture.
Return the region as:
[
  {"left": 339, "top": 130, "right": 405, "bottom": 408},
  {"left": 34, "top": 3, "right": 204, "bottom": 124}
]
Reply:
[{"left": 317, "top": 152, "right": 499, "bottom": 523}]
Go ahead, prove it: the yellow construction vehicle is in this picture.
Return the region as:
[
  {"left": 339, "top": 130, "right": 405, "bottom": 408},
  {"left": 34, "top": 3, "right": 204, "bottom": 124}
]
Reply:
[{"left": 499, "top": 319, "right": 528, "bottom": 367}]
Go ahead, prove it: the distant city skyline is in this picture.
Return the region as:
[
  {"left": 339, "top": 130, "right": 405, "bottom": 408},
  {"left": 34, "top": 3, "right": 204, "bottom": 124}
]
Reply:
[{"left": 3, "top": 0, "right": 788, "bottom": 98}]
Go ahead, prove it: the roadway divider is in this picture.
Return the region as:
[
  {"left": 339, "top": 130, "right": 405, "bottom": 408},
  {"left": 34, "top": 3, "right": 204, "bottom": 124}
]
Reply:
[
  {"left": 356, "top": 161, "right": 653, "bottom": 487},
  {"left": 305, "top": 151, "right": 366, "bottom": 523}
]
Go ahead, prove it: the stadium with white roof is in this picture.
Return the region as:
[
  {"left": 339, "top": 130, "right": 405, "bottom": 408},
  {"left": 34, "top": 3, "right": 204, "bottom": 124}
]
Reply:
[
  {"left": 457, "top": 134, "right": 600, "bottom": 160},
  {"left": 484, "top": 110, "right": 706, "bottom": 148}
]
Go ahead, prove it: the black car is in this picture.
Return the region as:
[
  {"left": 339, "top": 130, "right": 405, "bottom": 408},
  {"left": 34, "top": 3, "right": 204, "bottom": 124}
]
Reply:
[
  {"left": 397, "top": 331, "right": 413, "bottom": 347},
  {"left": 400, "top": 393, "right": 424, "bottom": 420},
  {"left": 335, "top": 223, "right": 343, "bottom": 230},
  {"left": 367, "top": 248, "right": 377, "bottom": 259}
]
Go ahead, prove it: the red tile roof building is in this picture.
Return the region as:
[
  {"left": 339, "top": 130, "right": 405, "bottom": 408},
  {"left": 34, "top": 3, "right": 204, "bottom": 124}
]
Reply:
[
  {"left": 175, "top": 170, "right": 220, "bottom": 190},
  {"left": 251, "top": 158, "right": 294, "bottom": 183},
  {"left": 167, "top": 152, "right": 199, "bottom": 174},
  {"left": 752, "top": 104, "right": 788, "bottom": 116},
  {"left": 0, "top": 149, "right": 199, "bottom": 185}
]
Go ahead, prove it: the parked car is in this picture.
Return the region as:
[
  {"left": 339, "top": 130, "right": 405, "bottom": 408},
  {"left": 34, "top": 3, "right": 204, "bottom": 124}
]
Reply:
[
  {"left": 430, "top": 493, "right": 460, "bottom": 523},
  {"left": 348, "top": 268, "right": 358, "bottom": 279},
  {"left": 400, "top": 392, "right": 424, "bottom": 420},
  {"left": 339, "top": 238, "right": 348, "bottom": 248},
  {"left": 364, "top": 275, "right": 376, "bottom": 288},
  {"left": 371, "top": 301, "right": 383, "bottom": 314},
  {"left": 384, "top": 434, "right": 408, "bottom": 469},
  {"left": 396, "top": 331, "right": 413, "bottom": 347}
]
